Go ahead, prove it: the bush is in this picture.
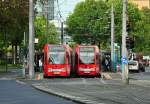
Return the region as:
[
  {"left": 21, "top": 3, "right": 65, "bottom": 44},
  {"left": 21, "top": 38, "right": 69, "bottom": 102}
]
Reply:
[{"left": 0, "top": 60, "right": 6, "bottom": 65}]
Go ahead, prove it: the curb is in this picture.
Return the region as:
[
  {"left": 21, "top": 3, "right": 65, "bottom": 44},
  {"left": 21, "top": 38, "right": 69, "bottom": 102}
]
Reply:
[
  {"left": 18, "top": 79, "right": 150, "bottom": 104},
  {"left": 101, "top": 72, "right": 122, "bottom": 80},
  {"left": 101, "top": 73, "right": 112, "bottom": 80},
  {"left": 32, "top": 84, "right": 103, "bottom": 104}
]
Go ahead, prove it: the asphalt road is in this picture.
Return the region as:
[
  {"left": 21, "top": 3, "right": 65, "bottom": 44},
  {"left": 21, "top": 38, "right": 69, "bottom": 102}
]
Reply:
[
  {"left": 0, "top": 80, "right": 77, "bottom": 104},
  {"left": 129, "top": 66, "right": 150, "bottom": 80},
  {"left": 1, "top": 67, "right": 150, "bottom": 104}
]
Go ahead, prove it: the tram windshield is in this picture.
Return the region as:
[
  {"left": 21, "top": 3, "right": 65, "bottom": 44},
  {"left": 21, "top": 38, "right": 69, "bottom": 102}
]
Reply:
[
  {"left": 48, "top": 46, "right": 65, "bottom": 64},
  {"left": 79, "top": 47, "right": 95, "bottom": 64}
]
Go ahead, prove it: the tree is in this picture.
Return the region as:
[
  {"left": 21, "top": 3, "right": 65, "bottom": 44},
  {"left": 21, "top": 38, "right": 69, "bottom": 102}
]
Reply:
[
  {"left": 66, "top": 0, "right": 110, "bottom": 48},
  {"left": 34, "top": 17, "right": 59, "bottom": 50},
  {"left": 107, "top": 0, "right": 150, "bottom": 54},
  {"left": 0, "top": 0, "right": 29, "bottom": 44},
  {"left": 137, "top": 7, "right": 150, "bottom": 54},
  {"left": 108, "top": 0, "right": 142, "bottom": 42},
  {"left": 0, "top": 0, "right": 37, "bottom": 64}
]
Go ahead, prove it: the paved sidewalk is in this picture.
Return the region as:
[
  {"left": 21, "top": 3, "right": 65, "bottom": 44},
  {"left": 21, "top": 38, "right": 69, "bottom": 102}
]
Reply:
[
  {"left": 32, "top": 79, "right": 150, "bottom": 104},
  {"left": 2, "top": 69, "right": 150, "bottom": 104},
  {"left": 0, "top": 69, "right": 20, "bottom": 80},
  {"left": 101, "top": 72, "right": 122, "bottom": 80},
  {"left": 21, "top": 71, "right": 150, "bottom": 104}
]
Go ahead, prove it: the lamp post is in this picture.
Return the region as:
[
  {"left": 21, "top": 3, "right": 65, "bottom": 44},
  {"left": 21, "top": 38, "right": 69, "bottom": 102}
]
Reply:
[
  {"left": 122, "top": 0, "right": 129, "bottom": 84},
  {"left": 46, "top": 0, "right": 49, "bottom": 43},
  {"left": 29, "top": 0, "right": 35, "bottom": 79},
  {"left": 111, "top": 0, "right": 115, "bottom": 72},
  {"left": 61, "top": 21, "right": 64, "bottom": 45},
  {"left": 4, "top": 29, "right": 8, "bottom": 72}
]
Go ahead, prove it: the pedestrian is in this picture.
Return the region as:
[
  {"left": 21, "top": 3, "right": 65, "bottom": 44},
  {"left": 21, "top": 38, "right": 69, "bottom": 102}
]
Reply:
[
  {"left": 39, "top": 58, "right": 43, "bottom": 73},
  {"left": 34, "top": 62, "right": 37, "bottom": 72},
  {"left": 24, "top": 61, "right": 29, "bottom": 78},
  {"left": 108, "top": 58, "right": 111, "bottom": 71},
  {"left": 105, "top": 58, "right": 109, "bottom": 71}
]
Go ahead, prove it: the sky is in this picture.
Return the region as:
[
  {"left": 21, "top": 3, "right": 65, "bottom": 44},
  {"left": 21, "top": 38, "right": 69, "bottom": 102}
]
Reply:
[
  {"left": 56, "top": 0, "right": 85, "bottom": 20},
  {"left": 35, "top": 0, "right": 85, "bottom": 21}
]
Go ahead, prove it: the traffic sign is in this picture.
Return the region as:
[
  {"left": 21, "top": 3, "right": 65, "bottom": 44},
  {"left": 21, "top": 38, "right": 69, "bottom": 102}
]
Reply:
[{"left": 122, "top": 57, "right": 128, "bottom": 64}]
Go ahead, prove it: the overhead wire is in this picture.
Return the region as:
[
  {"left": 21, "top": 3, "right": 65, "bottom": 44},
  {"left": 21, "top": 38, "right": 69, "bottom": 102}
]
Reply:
[{"left": 56, "top": 0, "right": 64, "bottom": 21}]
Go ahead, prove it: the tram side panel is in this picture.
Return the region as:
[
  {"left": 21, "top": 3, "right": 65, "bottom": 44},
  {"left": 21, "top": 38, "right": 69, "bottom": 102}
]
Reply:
[
  {"left": 74, "top": 45, "right": 101, "bottom": 77},
  {"left": 43, "top": 44, "right": 72, "bottom": 77}
]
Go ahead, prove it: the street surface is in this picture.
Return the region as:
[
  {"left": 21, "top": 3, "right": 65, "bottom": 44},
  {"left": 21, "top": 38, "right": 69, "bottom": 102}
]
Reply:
[
  {"left": 129, "top": 66, "right": 150, "bottom": 80},
  {"left": 1, "top": 67, "right": 150, "bottom": 104},
  {"left": 28, "top": 67, "right": 150, "bottom": 104},
  {"left": 0, "top": 71, "right": 77, "bottom": 104},
  {"left": 32, "top": 78, "right": 150, "bottom": 104},
  {"left": 129, "top": 66, "right": 150, "bottom": 87}
]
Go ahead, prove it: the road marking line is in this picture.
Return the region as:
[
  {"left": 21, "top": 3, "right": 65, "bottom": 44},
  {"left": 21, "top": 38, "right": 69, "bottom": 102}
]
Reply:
[
  {"left": 100, "top": 79, "right": 107, "bottom": 84},
  {"left": 0, "top": 77, "right": 11, "bottom": 80},
  {"left": 16, "top": 80, "right": 26, "bottom": 85}
]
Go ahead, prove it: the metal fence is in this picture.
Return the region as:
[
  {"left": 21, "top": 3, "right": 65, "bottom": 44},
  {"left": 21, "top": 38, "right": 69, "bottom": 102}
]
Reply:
[{"left": 0, "top": 50, "right": 23, "bottom": 72}]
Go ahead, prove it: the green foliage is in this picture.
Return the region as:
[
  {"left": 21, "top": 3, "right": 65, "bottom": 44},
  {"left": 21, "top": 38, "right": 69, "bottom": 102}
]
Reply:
[
  {"left": 137, "top": 8, "right": 150, "bottom": 54},
  {"left": 107, "top": 0, "right": 142, "bottom": 43},
  {"left": 0, "top": 0, "right": 29, "bottom": 46},
  {"left": 107, "top": 0, "right": 150, "bottom": 54},
  {"left": 129, "top": 7, "right": 150, "bottom": 54},
  {"left": 68, "top": 42, "right": 76, "bottom": 49},
  {"left": 48, "top": 23, "right": 59, "bottom": 44},
  {"left": 34, "top": 17, "right": 59, "bottom": 50},
  {"left": 35, "top": 16, "right": 46, "bottom": 50},
  {"left": 0, "top": 60, "right": 6, "bottom": 65},
  {"left": 67, "top": 0, "right": 150, "bottom": 54},
  {"left": 66, "top": 0, "right": 110, "bottom": 46}
]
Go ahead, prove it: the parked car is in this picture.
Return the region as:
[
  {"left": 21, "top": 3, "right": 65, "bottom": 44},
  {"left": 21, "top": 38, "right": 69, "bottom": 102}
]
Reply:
[
  {"left": 143, "top": 59, "right": 149, "bottom": 66},
  {"left": 128, "top": 60, "right": 139, "bottom": 72},
  {"left": 128, "top": 60, "right": 145, "bottom": 72}
]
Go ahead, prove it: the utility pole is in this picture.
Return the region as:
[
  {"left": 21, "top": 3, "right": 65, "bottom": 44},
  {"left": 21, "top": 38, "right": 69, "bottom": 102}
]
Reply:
[
  {"left": 122, "top": 0, "right": 129, "bottom": 84},
  {"left": 61, "top": 21, "right": 64, "bottom": 45},
  {"left": 23, "top": 32, "right": 26, "bottom": 77},
  {"left": 46, "top": 0, "right": 49, "bottom": 43},
  {"left": 4, "top": 30, "right": 8, "bottom": 72},
  {"left": 111, "top": 0, "right": 115, "bottom": 72},
  {"left": 29, "top": 0, "right": 35, "bottom": 79},
  {"left": 24, "top": 32, "right": 26, "bottom": 46}
]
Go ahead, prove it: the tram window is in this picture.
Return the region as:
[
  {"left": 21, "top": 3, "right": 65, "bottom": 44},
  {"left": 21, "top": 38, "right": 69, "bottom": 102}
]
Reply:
[
  {"left": 48, "top": 52, "right": 65, "bottom": 64},
  {"left": 48, "top": 56, "right": 54, "bottom": 64}
]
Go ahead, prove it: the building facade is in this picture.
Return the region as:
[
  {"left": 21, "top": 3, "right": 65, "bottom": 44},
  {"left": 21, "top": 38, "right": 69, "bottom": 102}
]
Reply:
[{"left": 129, "top": 0, "right": 150, "bottom": 10}]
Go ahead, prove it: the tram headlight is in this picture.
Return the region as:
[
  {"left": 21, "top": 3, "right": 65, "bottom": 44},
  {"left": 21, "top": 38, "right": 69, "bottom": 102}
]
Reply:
[
  {"left": 48, "top": 68, "right": 65, "bottom": 72},
  {"left": 91, "top": 68, "right": 96, "bottom": 71},
  {"left": 61, "top": 68, "right": 66, "bottom": 72},
  {"left": 48, "top": 68, "right": 52, "bottom": 72},
  {"left": 56, "top": 68, "right": 65, "bottom": 72},
  {"left": 79, "top": 68, "right": 95, "bottom": 72},
  {"left": 79, "top": 68, "right": 85, "bottom": 71}
]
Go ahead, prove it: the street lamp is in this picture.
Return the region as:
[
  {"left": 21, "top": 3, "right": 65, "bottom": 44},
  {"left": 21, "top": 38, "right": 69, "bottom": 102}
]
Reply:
[
  {"left": 122, "top": 0, "right": 129, "bottom": 84},
  {"left": 29, "top": 0, "right": 35, "bottom": 79},
  {"left": 111, "top": 0, "right": 115, "bottom": 72}
]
